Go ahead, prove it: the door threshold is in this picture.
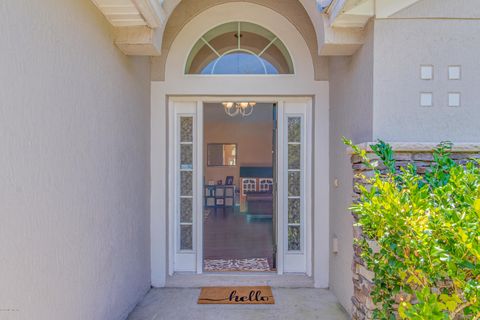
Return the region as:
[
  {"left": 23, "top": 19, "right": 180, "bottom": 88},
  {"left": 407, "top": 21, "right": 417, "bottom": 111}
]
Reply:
[{"left": 164, "top": 272, "right": 314, "bottom": 288}]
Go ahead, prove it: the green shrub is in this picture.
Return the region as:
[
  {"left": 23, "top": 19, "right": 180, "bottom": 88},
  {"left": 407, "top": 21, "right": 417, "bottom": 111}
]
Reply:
[{"left": 345, "top": 139, "right": 480, "bottom": 320}]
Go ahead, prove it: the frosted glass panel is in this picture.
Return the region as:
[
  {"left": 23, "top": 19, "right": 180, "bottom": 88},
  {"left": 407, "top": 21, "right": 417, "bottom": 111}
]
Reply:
[
  {"left": 288, "top": 117, "right": 301, "bottom": 142},
  {"left": 180, "top": 225, "right": 193, "bottom": 250},
  {"left": 288, "top": 226, "right": 301, "bottom": 251},
  {"left": 286, "top": 115, "right": 303, "bottom": 252},
  {"left": 181, "top": 144, "right": 193, "bottom": 169},
  {"left": 288, "top": 171, "right": 300, "bottom": 197},
  {"left": 180, "top": 198, "right": 193, "bottom": 223},
  {"left": 180, "top": 117, "right": 193, "bottom": 142},
  {"left": 178, "top": 114, "right": 195, "bottom": 253},
  {"left": 180, "top": 171, "right": 193, "bottom": 196},
  {"left": 288, "top": 144, "right": 300, "bottom": 169},
  {"left": 288, "top": 199, "right": 301, "bottom": 224}
]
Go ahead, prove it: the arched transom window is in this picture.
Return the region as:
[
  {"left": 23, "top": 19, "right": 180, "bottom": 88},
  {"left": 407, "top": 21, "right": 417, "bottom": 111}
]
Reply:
[{"left": 185, "top": 22, "right": 294, "bottom": 75}]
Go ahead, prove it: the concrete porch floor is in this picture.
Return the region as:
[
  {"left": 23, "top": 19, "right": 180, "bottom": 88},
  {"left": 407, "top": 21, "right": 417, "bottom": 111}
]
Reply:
[{"left": 127, "top": 288, "right": 350, "bottom": 320}]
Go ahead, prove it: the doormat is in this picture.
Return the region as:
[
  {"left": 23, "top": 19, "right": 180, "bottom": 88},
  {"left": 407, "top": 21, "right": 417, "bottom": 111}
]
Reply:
[
  {"left": 198, "top": 286, "right": 275, "bottom": 304},
  {"left": 204, "top": 258, "right": 270, "bottom": 272}
]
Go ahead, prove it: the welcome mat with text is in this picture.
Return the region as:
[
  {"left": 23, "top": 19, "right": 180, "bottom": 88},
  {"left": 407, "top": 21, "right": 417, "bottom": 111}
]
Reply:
[{"left": 198, "top": 286, "right": 275, "bottom": 305}]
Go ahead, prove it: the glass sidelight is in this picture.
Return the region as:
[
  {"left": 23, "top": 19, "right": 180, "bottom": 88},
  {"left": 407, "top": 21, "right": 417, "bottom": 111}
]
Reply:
[
  {"left": 179, "top": 116, "right": 194, "bottom": 251},
  {"left": 169, "top": 101, "right": 200, "bottom": 273},
  {"left": 280, "top": 100, "right": 310, "bottom": 274},
  {"left": 287, "top": 117, "right": 302, "bottom": 251}
]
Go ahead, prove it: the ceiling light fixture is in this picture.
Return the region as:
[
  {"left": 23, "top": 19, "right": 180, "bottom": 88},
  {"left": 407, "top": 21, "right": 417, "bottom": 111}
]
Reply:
[{"left": 222, "top": 101, "right": 256, "bottom": 117}]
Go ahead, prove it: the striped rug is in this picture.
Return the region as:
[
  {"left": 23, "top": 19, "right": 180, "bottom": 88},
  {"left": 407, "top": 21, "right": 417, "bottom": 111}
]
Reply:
[{"left": 204, "top": 258, "right": 270, "bottom": 272}]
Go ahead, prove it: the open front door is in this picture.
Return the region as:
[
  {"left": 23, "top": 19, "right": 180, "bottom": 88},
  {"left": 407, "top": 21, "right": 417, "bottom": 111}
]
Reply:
[{"left": 168, "top": 97, "right": 311, "bottom": 276}]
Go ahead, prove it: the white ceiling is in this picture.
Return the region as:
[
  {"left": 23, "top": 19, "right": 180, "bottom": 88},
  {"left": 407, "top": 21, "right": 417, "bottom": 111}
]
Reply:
[{"left": 203, "top": 103, "right": 274, "bottom": 124}]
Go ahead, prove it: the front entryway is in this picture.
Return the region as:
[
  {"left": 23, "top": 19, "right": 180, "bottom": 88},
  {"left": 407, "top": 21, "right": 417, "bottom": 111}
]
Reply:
[
  {"left": 127, "top": 288, "right": 349, "bottom": 320},
  {"left": 168, "top": 97, "right": 312, "bottom": 276},
  {"left": 202, "top": 103, "right": 276, "bottom": 272}
]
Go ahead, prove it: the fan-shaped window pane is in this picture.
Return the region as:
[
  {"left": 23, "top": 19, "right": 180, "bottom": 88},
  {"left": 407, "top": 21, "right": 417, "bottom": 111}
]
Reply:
[
  {"left": 186, "top": 22, "right": 293, "bottom": 75},
  {"left": 201, "top": 52, "right": 279, "bottom": 75}
]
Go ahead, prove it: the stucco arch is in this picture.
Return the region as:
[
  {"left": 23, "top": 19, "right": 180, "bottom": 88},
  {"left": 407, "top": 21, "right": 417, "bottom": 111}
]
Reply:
[{"left": 151, "top": 0, "right": 328, "bottom": 81}]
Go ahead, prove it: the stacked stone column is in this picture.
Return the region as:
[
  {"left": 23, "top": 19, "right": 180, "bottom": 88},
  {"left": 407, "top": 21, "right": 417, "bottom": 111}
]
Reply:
[{"left": 349, "top": 143, "right": 480, "bottom": 320}]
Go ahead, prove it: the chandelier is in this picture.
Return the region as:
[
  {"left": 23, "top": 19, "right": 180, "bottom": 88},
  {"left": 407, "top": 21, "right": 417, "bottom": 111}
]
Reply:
[{"left": 222, "top": 102, "right": 256, "bottom": 117}]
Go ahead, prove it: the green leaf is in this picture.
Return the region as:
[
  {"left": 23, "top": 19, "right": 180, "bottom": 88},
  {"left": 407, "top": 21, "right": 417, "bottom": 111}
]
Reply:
[
  {"left": 474, "top": 199, "right": 480, "bottom": 215},
  {"left": 445, "top": 300, "right": 457, "bottom": 312},
  {"left": 347, "top": 140, "right": 480, "bottom": 319}
]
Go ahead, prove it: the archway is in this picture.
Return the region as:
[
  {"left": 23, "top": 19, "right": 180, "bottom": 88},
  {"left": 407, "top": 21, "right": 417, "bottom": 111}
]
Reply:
[
  {"left": 151, "top": 0, "right": 328, "bottom": 81},
  {"left": 150, "top": 1, "right": 330, "bottom": 289}
]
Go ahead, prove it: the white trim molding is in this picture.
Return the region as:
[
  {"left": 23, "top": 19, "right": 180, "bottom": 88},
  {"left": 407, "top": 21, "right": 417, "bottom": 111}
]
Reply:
[
  {"left": 151, "top": 94, "right": 330, "bottom": 288},
  {"left": 148, "top": 1, "right": 330, "bottom": 287}
]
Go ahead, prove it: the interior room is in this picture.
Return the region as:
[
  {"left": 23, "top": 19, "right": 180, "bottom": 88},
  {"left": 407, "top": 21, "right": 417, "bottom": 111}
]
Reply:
[{"left": 203, "top": 102, "right": 276, "bottom": 272}]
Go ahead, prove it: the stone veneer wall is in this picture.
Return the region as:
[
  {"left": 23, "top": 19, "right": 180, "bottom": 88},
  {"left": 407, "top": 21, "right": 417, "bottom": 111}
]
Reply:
[{"left": 349, "top": 143, "right": 480, "bottom": 320}]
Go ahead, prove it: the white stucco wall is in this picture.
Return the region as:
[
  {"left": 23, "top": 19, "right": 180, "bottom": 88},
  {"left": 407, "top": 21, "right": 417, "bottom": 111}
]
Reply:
[
  {"left": 328, "top": 21, "right": 374, "bottom": 314},
  {"left": 373, "top": 2, "right": 480, "bottom": 142},
  {"left": 392, "top": 0, "right": 480, "bottom": 18},
  {"left": 0, "top": 1, "right": 151, "bottom": 319},
  {"left": 329, "top": 2, "right": 480, "bottom": 311}
]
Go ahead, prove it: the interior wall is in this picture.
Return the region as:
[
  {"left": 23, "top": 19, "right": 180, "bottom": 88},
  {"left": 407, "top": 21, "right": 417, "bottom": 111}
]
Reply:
[
  {"left": 328, "top": 20, "right": 375, "bottom": 314},
  {"left": 203, "top": 107, "right": 273, "bottom": 186},
  {"left": 0, "top": 1, "right": 151, "bottom": 319}
]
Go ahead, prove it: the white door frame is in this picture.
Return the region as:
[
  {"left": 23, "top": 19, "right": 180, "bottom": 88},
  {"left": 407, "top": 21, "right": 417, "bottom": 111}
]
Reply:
[
  {"left": 151, "top": 0, "right": 330, "bottom": 287},
  {"left": 277, "top": 100, "right": 312, "bottom": 275},
  {"left": 167, "top": 96, "right": 312, "bottom": 276},
  {"left": 168, "top": 101, "right": 201, "bottom": 273}
]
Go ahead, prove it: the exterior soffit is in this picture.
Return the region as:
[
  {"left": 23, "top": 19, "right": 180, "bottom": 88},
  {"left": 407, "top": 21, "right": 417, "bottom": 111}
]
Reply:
[
  {"left": 90, "top": 0, "right": 426, "bottom": 59},
  {"left": 92, "top": 0, "right": 374, "bottom": 75},
  {"left": 91, "top": 0, "right": 325, "bottom": 56},
  {"left": 325, "top": 0, "right": 423, "bottom": 27},
  {"left": 315, "top": 0, "right": 424, "bottom": 56},
  {"left": 91, "top": 0, "right": 166, "bottom": 27}
]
